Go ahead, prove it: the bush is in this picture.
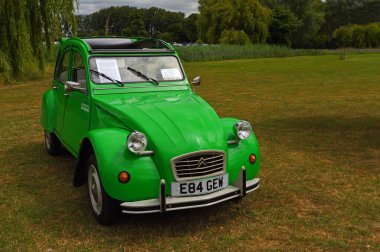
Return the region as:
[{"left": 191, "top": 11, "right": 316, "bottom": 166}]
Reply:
[
  {"left": 351, "top": 25, "right": 366, "bottom": 48},
  {"left": 333, "top": 23, "right": 380, "bottom": 48},
  {"left": 175, "top": 44, "right": 324, "bottom": 62},
  {"left": 333, "top": 26, "right": 352, "bottom": 48},
  {"left": 365, "top": 23, "right": 380, "bottom": 47}
]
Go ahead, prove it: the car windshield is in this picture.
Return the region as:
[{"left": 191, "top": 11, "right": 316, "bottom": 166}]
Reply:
[{"left": 89, "top": 56, "right": 184, "bottom": 84}]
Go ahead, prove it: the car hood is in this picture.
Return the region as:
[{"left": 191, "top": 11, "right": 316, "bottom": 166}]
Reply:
[{"left": 92, "top": 91, "right": 227, "bottom": 181}]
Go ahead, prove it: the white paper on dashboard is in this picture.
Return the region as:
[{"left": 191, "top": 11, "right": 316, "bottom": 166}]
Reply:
[
  {"left": 160, "top": 68, "right": 182, "bottom": 80},
  {"left": 95, "top": 58, "right": 121, "bottom": 83}
]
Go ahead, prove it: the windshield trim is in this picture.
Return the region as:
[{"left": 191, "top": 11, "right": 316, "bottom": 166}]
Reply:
[{"left": 88, "top": 55, "right": 185, "bottom": 85}]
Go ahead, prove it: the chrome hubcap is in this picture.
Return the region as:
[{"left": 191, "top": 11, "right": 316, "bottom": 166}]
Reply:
[{"left": 88, "top": 164, "right": 102, "bottom": 215}]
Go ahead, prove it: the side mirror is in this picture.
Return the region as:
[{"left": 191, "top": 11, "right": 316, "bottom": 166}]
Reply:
[
  {"left": 65, "top": 81, "right": 86, "bottom": 94},
  {"left": 192, "top": 76, "right": 201, "bottom": 86}
]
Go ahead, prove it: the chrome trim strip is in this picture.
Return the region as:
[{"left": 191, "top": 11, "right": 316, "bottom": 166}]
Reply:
[
  {"left": 246, "top": 178, "right": 260, "bottom": 193},
  {"left": 175, "top": 155, "right": 223, "bottom": 164},
  {"left": 137, "top": 150, "right": 154, "bottom": 156},
  {"left": 227, "top": 139, "right": 240, "bottom": 145},
  {"left": 175, "top": 166, "right": 225, "bottom": 176},
  {"left": 120, "top": 177, "right": 260, "bottom": 214},
  {"left": 170, "top": 150, "right": 226, "bottom": 181},
  {"left": 122, "top": 209, "right": 161, "bottom": 214},
  {"left": 165, "top": 194, "right": 240, "bottom": 212}
]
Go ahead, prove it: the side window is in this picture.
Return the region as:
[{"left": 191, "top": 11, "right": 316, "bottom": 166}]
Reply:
[
  {"left": 72, "top": 51, "right": 86, "bottom": 89},
  {"left": 57, "top": 50, "right": 70, "bottom": 84}
]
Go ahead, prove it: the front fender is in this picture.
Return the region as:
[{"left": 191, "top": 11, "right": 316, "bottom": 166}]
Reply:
[
  {"left": 40, "top": 89, "right": 57, "bottom": 132},
  {"left": 221, "top": 117, "right": 260, "bottom": 182},
  {"left": 81, "top": 128, "right": 161, "bottom": 202}
]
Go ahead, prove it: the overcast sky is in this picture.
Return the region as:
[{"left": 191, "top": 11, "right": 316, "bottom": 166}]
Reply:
[{"left": 78, "top": 0, "right": 199, "bottom": 16}]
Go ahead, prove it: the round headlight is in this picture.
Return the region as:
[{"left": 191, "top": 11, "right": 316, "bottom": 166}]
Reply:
[
  {"left": 127, "top": 131, "right": 147, "bottom": 154},
  {"left": 235, "top": 120, "right": 252, "bottom": 140}
]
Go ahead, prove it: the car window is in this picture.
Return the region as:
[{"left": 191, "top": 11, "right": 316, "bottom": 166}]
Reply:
[
  {"left": 57, "top": 50, "right": 70, "bottom": 84},
  {"left": 89, "top": 56, "right": 184, "bottom": 84},
  {"left": 72, "top": 51, "right": 86, "bottom": 89}
]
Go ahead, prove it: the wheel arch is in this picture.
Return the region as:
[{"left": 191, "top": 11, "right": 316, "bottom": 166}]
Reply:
[
  {"left": 73, "top": 128, "right": 162, "bottom": 202},
  {"left": 73, "top": 128, "right": 134, "bottom": 188},
  {"left": 73, "top": 137, "right": 94, "bottom": 187}
]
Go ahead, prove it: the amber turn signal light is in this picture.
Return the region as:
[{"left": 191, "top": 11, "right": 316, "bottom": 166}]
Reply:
[
  {"left": 118, "top": 171, "right": 130, "bottom": 183},
  {"left": 249, "top": 154, "right": 256, "bottom": 164}
]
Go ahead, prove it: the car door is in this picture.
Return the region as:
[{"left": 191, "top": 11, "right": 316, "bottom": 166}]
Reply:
[
  {"left": 53, "top": 48, "right": 71, "bottom": 137},
  {"left": 61, "top": 47, "right": 91, "bottom": 155}
]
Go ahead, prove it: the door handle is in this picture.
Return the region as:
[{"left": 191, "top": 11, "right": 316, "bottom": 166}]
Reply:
[{"left": 52, "top": 86, "right": 58, "bottom": 90}]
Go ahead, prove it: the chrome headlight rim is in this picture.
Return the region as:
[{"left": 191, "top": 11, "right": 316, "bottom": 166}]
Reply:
[
  {"left": 235, "top": 120, "right": 252, "bottom": 140},
  {"left": 127, "top": 131, "right": 148, "bottom": 154}
]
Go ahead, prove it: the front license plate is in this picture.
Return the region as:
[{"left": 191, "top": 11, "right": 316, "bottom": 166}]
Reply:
[{"left": 171, "top": 174, "right": 229, "bottom": 197}]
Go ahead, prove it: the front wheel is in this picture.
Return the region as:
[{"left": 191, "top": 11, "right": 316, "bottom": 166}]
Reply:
[
  {"left": 87, "top": 154, "right": 121, "bottom": 225},
  {"left": 44, "top": 130, "right": 61, "bottom": 156}
]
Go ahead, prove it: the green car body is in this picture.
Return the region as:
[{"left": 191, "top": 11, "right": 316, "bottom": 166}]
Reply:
[{"left": 41, "top": 37, "right": 260, "bottom": 225}]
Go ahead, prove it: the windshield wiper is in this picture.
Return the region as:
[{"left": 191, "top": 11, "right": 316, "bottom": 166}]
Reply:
[
  {"left": 89, "top": 69, "right": 125, "bottom": 87},
  {"left": 127, "top": 67, "right": 159, "bottom": 85}
]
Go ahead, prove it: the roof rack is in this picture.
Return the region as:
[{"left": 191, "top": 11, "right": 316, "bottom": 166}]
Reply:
[{"left": 81, "top": 37, "right": 174, "bottom": 53}]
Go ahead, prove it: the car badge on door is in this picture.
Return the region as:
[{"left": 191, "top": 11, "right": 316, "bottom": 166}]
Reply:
[{"left": 81, "top": 102, "right": 89, "bottom": 113}]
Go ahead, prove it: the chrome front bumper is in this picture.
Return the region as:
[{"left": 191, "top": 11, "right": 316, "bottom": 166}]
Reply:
[{"left": 120, "top": 167, "right": 260, "bottom": 214}]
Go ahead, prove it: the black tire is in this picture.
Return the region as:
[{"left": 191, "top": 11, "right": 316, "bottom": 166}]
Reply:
[
  {"left": 87, "top": 154, "right": 121, "bottom": 225},
  {"left": 44, "top": 130, "right": 61, "bottom": 156}
]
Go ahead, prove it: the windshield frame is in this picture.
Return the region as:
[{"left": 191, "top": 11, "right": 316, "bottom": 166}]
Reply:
[{"left": 88, "top": 55, "right": 186, "bottom": 85}]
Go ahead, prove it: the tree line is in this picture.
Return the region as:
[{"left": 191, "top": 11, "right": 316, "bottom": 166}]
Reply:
[
  {"left": 77, "top": 6, "right": 198, "bottom": 44},
  {"left": 77, "top": 0, "right": 380, "bottom": 49}
]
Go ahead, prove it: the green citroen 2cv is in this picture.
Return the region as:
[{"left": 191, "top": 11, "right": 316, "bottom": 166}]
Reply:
[{"left": 41, "top": 37, "right": 260, "bottom": 225}]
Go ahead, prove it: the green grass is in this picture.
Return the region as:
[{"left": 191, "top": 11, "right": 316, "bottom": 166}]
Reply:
[
  {"left": 1, "top": 54, "right": 379, "bottom": 251},
  {"left": 176, "top": 44, "right": 380, "bottom": 62}
]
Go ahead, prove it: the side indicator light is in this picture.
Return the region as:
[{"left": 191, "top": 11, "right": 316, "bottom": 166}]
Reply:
[
  {"left": 118, "top": 171, "right": 130, "bottom": 183},
  {"left": 249, "top": 154, "right": 256, "bottom": 164}
]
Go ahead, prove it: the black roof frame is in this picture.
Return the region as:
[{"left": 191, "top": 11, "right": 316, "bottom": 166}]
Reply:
[{"left": 82, "top": 38, "right": 173, "bottom": 53}]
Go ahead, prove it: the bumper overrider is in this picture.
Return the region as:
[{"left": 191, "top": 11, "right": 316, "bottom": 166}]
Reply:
[{"left": 120, "top": 167, "right": 260, "bottom": 214}]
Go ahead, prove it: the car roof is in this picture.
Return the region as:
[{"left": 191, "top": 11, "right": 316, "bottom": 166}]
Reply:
[
  {"left": 83, "top": 38, "right": 134, "bottom": 50},
  {"left": 61, "top": 37, "right": 175, "bottom": 54}
]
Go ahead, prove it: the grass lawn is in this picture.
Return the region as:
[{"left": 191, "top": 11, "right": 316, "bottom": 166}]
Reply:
[{"left": 0, "top": 54, "right": 379, "bottom": 251}]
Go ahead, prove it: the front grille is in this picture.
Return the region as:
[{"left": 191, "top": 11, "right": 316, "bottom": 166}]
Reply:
[{"left": 171, "top": 151, "right": 226, "bottom": 181}]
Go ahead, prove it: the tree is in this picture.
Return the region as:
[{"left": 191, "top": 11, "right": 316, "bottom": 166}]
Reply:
[
  {"left": 0, "top": 0, "right": 77, "bottom": 82},
  {"left": 122, "top": 19, "right": 148, "bottom": 37},
  {"left": 184, "top": 14, "right": 199, "bottom": 42},
  {"left": 351, "top": 25, "right": 366, "bottom": 48},
  {"left": 197, "top": 0, "right": 271, "bottom": 44},
  {"left": 333, "top": 22, "right": 380, "bottom": 49},
  {"left": 144, "top": 7, "right": 185, "bottom": 38},
  {"left": 365, "top": 23, "right": 380, "bottom": 47},
  {"left": 268, "top": 5, "right": 301, "bottom": 46},
  {"left": 219, "top": 29, "right": 251, "bottom": 45},
  {"left": 281, "top": 0, "right": 325, "bottom": 48},
  {"left": 322, "top": 0, "right": 380, "bottom": 36},
  {"left": 333, "top": 25, "right": 352, "bottom": 48}
]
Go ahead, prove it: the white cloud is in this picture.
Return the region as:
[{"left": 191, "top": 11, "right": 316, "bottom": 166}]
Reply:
[{"left": 78, "top": 0, "right": 199, "bottom": 16}]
